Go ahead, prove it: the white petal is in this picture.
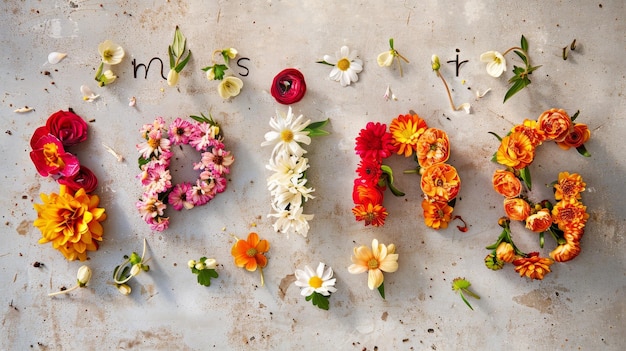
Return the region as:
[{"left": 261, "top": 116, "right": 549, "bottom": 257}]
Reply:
[
  {"left": 457, "top": 103, "right": 471, "bottom": 114},
  {"left": 486, "top": 61, "right": 505, "bottom": 77},
  {"left": 14, "top": 106, "right": 33, "bottom": 113},
  {"left": 323, "top": 55, "right": 337, "bottom": 65},
  {"left": 340, "top": 72, "right": 350, "bottom": 86},
  {"left": 479, "top": 51, "right": 496, "bottom": 63},
  {"left": 340, "top": 46, "right": 350, "bottom": 58},
  {"left": 48, "top": 52, "right": 67, "bottom": 64}
]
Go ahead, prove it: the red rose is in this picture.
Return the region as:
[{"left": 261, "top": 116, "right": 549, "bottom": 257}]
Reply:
[
  {"left": 270, "top": 68, "right": 306, "bottom": 104},
  {"left": 46, "top": 109, "right": 88, "bottom": 146},
  {"left": 58, "top": 165, "right": 99, "bottom": 193},
  {"left": 30, "top": 133, "right": 80, "bottom": 178}
]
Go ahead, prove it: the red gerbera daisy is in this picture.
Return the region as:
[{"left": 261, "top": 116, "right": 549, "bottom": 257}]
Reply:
[{"left": 355, "top": 122, "right": 396, "bottom": 161}]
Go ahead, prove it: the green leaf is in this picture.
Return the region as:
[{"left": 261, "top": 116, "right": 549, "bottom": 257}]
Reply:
[
  {"left": 527, "top": 65, "right": 542, "bottom": 74},
  {"left": 380, "top": 165, "right": 405, "bottom": 196},
  {"left": 576, "top": 144, "right": 591, "bottom": 157},
  {"left": 213, "top": 64, "right": 228, "bottom": 80},
  {"left": 138, "top": 155, "right": 150, "bottom": 169},
  {"left": 306, "top": 119, "right": 329, "bottom": 131},
  {"left": 168, "top": 45, "right": 175, "bottom": 70},
  {"left": 197, "top": 269, "right": 219, "bottom": 287},
  {"left": 519, "top": 166, "right": 532, "bottom": 190},
  {"left": 570, "top": 110, "right": 580, "bottom": 122},
  {"left": 172, "top": 26, "right": 186, "bottom": 58},
  {"left": 377, "top": 282, "right": 385, "bottom": 299},
  {"left": 389, "top": 38, "right": 394, "bottom": 50},
  {"left": 521, "top": 35, "right": 529, "bottom": 52},
  {"left": 306, "top": 292, "right": 330, "bottom": 310},
  {"left": 514, "top": 50, "right": 528, "bottom": 66},
  {"left": 503, "top": 78, "right": 528, "bottom": 103},
  {"left": 316, "top": 60, "right": 335, "bottom": 67},
  {"left": 175, "top": 50, "right": 192, "bottom": 73}
]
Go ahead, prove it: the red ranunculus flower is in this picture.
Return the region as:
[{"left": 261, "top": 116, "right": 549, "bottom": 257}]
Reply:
[
  {"left": 58, "top": 165, "right": 99, "bottom": 193},
  {"left": 353, "top": 179, "right": 384, "bottom": 206},
  {"left": 46, "top": 109, "right": 88, "bottom": 146},
  {"left": 270, "top": 68, "right": 307, "bottom": 104},
  {"left": 30, "top": 133, "right": 80, "bottom": 178}
]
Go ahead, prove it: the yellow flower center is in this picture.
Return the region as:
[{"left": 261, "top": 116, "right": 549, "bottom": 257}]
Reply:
[
  {"left": 337, "top": 58, "right": 350, "bottom": 71},
  {"left": 103, "top": 49, "right": 114, "bottom": 61},
  {"left": 246, "top": 248, "right": 258, "bottom": 257},
  {"left": 367, "top": 258, "right": 379, "bottom": 270},
  {"left": 43, "top": 142, "right": 63, "bottom": 167},
  {"left": 148, "top": 138, "right": 159, "bottom": 149},
  {"left": 280, "top": 129, "right": 294, "bottom": 143},
  {"left": 308, "top": 276, "right": 323, "bottom": 288}
]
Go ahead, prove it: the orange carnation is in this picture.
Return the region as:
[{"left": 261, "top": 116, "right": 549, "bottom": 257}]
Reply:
[
  {"left": 536, "top": 108, "right": 573, "bottom": 142},
  {"left": 557, "top": 123, "right": 590, "bottom": 150},
  {"left": 550, "top": 241, "right": 581, "bottom": 262},
  {"left": 503, "top": 198, "right": 531, "bottom": 221},
  {"left": 492, "top": 169, "right": 522, "bottom": 198},
  {"left": 420, "top": 163, "right": 460, "bottom": 202},
  {"left": 511, "top": 119, "right": 546, "bottom": 146},
  {"left": 416, "top": 128, "right": 450, "bottom": 168},
  {"left": 496, "top": 132, "right": 535, "bottom": 169},
  {"left": 421, "top": 199, "right": 453, "bottom": 229},
  {"left": 513, "top": 252, "right": 554, "bottom": 280},
  {"left": 554, "top": 171, "right": 586, "bottom": 201},
  {"left": 389, "top": 113, "right": 428, "bottom": 157},
  {"left": 525, "top": 208, "right": 552, "bottom": 233},
  {"left": 552, "top": 198, "right": 588, "bottom": 233}
]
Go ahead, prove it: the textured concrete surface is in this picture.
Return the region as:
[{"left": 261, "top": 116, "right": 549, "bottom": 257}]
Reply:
[{"left": 0, "top": 0, "right": 624, "bottom": 350}]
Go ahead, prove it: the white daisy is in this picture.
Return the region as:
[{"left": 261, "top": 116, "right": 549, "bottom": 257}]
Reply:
[
  {"left": 323, "top": 46, "right": 363, "bottom": 87},
  {"left": 294, "top": 262, "right": 337, "bottom": 297},
  {"left": 266, "top": 154, "right": 309, "bottom": 191},
  {"left": 262, "top": 107, "right": 311, "bottom": 158}
]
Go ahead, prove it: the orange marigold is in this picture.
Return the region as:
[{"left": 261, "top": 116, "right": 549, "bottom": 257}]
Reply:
[
  {"left": 33, "top": 185, "right": 106, "bottom": 261},
  {"left": 552, "top": 198, "right": 588, "bottom": 233},
  {"left": 554, "top": 172, "right": 586, "bottom": 201},
  {"left": 389, "top": 113, "right": 428, "bottom": 157},
  {"left": 352, "top": 202, "right": 388, "bottom": 227},
  {"left": 513, "top": 252, "right": 554, "bottom": 280},
  {"left": 421, "top": 199, "right": 453, "bottom": 229},
  {"left": 511, "top": 119, "right": 546, "bottom": 146},
  {"left": 420, "top": 163, "right": 460, "bottom": 202},
  {"left": 496, "top": 132, "right": 535, "bottom": 169},
  {"left": 557, "top": 123, "right": 590, "bottom": 150},
  {"left": 536, "top": 108, "right": 573, "bottom": 142},
  {"left": 231, "top": 232, "right": 270, "bottom": 272},
  {"left": 416, "top": 128, "right": 450, "bottom": 168},
  {"left": 503, "top": 198, "right": 531, "bottom": 221},
  {"left": 492, "top": 169, "right": 522, "bottom": 198}
]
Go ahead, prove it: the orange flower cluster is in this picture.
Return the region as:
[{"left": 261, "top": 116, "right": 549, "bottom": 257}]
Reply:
[
  {"left": 33, "top": 185, "right": 106, "bottom": 261},
  {"left": 496, "top": 108, "right": 591, "bottom": 170},
  {"left": 487, "top": 108, "right": 591, "bottom": 280}
]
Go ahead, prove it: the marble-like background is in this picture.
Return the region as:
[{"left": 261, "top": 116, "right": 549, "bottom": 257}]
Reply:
[{"left": 0, "top": 0, "right": 624, "bottom": 350}]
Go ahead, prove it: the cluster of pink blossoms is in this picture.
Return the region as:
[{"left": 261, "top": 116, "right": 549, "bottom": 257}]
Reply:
[{"left": 135, "top": 116, "right": 234, "bottom": 231}]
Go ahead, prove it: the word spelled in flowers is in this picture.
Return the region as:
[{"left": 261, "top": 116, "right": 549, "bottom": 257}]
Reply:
[
  {"left": 166, "top": 26, "right": 192, "bottom": 87},
  {"left": 188, "top": 257, "right": 219, "bottom": 287},
  {"left": 112, "top": 239, "right": 150, "bottom": 295},
  {"left": 348, "top": 239, "right": 398, "bottom": 299},
  {"left": 95, "top": 40, "right": 125, "bottom": 86},
  {"left": 136, "top": 114, "right": 234, "bottom": 231},
  {"left": 294, "top": 262, "right": 337, "bottom": 310},
  {"left": 31, "top": 109, "right": 106, "bottom": 261},
  {"left": 202, "top": 47, "right": 243, "bottom": 99},
  {"left": 317, "top": 45, "right": 363, "bottom": 87},
  {"left": 262, "top": 107, "right": 329, "bottom": 237},
  {"left": 480, "top": 35, "right": 541, "bottom": 103},
  {"left": 486, "top": 108, "right": 591, "bottom": 280},
  {"left": 231, "top": 232, "right": 269, "bottom": 286}
]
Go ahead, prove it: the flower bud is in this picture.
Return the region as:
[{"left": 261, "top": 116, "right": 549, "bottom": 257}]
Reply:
[
  {"left": 187, "top": 259, "right": 196, "bottom": 268},
  {"left": 117, "top": 283, "right": 132, "bottom": 295},
  {"left": 206, "top": 67, "right": 216, "bottom": 81},
  {"left": 224, "top": 48, "right": 238, "bottom": 59},
  {"left": 204, "top": 258, "right": 217, "bottom": 270},
  {"left": 496, "top": 242, "right": 515, "bottom": 263},
  {"left": 484, "top": 254, "right": 504, "bottom": 270},
  {"left": 431, "top": 55, "right": 440, "bottom": 71},
  {"left": 167, "top": 69, "right": 179, "bottom": 86},
  {"left": 377, "top": 51, "right": 394, "bottom": 67},
  {"left": 130, "top": 264, "right": 142, "bottom": 277},
  {"left": 76, "top": 265, "right": 92, "bottom": 287},
  {"left": 195, "top": 262, "right": 206, "bottom": 271}
]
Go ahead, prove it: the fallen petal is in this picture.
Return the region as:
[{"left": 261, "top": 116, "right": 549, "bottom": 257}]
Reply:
[
  {"left": 476, "top": 88, "right": 491, "bottom": 99},
  {"left": 128, "top": 96, "right": 136, "bottom": 107},
  {"left": 457, "top": 103, "right": 471, "bottom": 114},
  {"left": 14, "top": 106, "right": 33, "bottom": 113},
  {"left": 80, "top": 85, "right": 99, "bottom": 102},
  {"left": 48, "top": 52, "right": 67, "bottom": 64}
]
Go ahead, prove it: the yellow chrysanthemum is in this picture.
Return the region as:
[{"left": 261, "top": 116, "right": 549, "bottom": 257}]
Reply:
[{"left": 34, "top": 185, "right": 106, "bottom": 261}]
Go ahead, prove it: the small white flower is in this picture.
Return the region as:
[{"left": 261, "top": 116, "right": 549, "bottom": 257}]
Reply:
[
  {"left": 76, "top": 265, "right": 92, "bottom": 287},
  {"left": 99, "top": 70, "right": 117, "bottom": 86},
  {"left": 262, "top": 107, "right": 311, "bottom": 158},
  {"left": 117, "top": 284, "right": 132, "bottom": 295},
  {"left": 204, "top": 258, "right": 217, "bottom": 270},
  {"left": 205, "top": 67, "right": 216, "bottom": 81},
  {"left": 323, "top": 46, "right": 363, "bottom": 87},
  {"left": 266, "top": 154, "right": 309, "bottom": 191},
  {"left": 480, "top": 51, "right": 506, "bottom": 77},
  {"left": 223, "top": 48, "right": 238, "bottom": 59},
  {"left": 167, "top": 69, "right": 179, "bottom": 86},
  {"left": 218, "top": 76, "right": 244, "bottom": 99},
  {"left": 98, "top": 40, "right": 125, "bottom": 65},
  {"left": 187, "top": 260, "right": 196, "bottom": 268},
  {"left": 294, "top": 262, "right": 337, "bottom": 297},
  {"left": 80, "top": 85, "right": 99, "bottom": 102},
  {"left": 377, "top": 50, "right": 394, "bottom": 67}
]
